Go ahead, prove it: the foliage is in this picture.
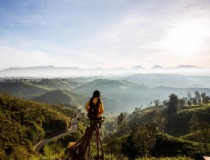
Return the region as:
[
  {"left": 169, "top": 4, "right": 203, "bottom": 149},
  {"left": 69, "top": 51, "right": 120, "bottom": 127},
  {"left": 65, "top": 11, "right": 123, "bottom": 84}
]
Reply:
[
  {"left": 104, "top": 94, "right": 210, "bottom": 159},
  {"left": 136, "top": 157, "right": 192, "bottom": 160},
  {"left": 133, "top": 123, "right": 157, "bottom": 156},
  {"left": 43, "top": 141, "right": 64, "bottom": 158},
  {"left": 1, "top": 85, "right": 210, "bottom": 159},
  {"left": 0, "top": 93, "right": 78, "bottom": 158},
  {"left": 167, "top": 94, "right": 178, "bottom": 114},
  {"left": 117, "top": 112, "right": 127, "bottom": 129},
  {"left": 180, "top": 130, "right": 210, "bottom": 144},
  {"left": 188, "top": 113, "right": 200, "bottom": 137},
  {"left": 166, "top": 103, "right": 210, "bottom": 136},
  {"left": 104, "top": 134, "right": 128, "bottom": 155},
  {"left": 105, "top": 130, "right": 205, "bottom": 159},
  {"left": 121, "top": 123, "right": 157, "bottom": 159},
  {"left": 151, "top": 133, "right": 206, "bottom": 157}
]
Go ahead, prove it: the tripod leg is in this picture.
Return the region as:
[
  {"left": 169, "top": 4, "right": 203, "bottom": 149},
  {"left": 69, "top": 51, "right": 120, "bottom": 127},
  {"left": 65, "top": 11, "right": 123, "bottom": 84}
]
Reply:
[
  {"left": 87, "top": 141, "right": 90, "bottom": 160},
  {"left": 95, "top": 127, "right": 100, "bottom": 160},
  {"left": 96, "top": 127, "right": 104, "bottom": 160}
]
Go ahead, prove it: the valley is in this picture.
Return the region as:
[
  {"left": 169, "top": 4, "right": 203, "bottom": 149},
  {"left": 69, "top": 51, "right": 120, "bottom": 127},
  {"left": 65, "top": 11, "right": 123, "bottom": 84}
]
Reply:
[{"left": 1, "top": 74, "right": 210, "bottom": 113}]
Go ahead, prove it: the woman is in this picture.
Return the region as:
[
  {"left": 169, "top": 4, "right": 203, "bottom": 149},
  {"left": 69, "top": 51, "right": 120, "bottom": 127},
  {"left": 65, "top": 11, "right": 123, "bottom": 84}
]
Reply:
[{"left": 85, "top": 90, "right": 104, "bottom": 120}]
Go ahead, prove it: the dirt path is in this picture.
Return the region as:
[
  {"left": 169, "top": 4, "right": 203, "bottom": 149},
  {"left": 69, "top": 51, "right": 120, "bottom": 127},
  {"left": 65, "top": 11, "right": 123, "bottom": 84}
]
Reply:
[{"left": 33, "top": 114, "right": 79, "bottom": 154}]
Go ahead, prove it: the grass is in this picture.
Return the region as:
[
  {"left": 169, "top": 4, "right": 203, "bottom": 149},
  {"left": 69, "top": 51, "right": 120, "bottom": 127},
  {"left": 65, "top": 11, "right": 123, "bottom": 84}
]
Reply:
[
  {"left": 29, "top": 154, "right": 193, "bottom": 160},
  {"left": 136, "top": 157, "right": 193, "bottom": 160},
  {"left": 101, "top": 154, "right": 193, "bottom": 160}
]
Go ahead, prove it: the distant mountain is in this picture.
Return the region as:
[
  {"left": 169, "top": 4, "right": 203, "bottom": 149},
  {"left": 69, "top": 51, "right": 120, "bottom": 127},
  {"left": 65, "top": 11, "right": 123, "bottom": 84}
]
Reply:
[
  {"left": 1, "top": 65, "right": 205, "bottom": 72},
  {"left": 131, "top": 65, "right": 144, "bottom": 69},
  {"left": 1, "top": 65, "right": 80, "bottom": 71},
  {"left": 2, "top": 67, "right": 23, "bottom": 70},
  {"left": 120, "top": 74, "right": 210, "bottom": 88},
  {"left": 1, "top": 65, "right": 210, "bottom": 78},
  {"left": 0, "top": 66, "right": 86, "bottom": 77},
  {"left": 152, "top": 65, "right": 163, "bottom": 69},
  {"left": 116, "top": 68, "right": 129, "bottom": 70},
  {"left": 175, "top": 65, "right": 202, "bottom": 68}
]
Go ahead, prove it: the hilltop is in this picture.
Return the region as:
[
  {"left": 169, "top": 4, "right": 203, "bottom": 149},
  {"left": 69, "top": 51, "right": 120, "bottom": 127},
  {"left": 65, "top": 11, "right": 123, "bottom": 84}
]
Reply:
[{"left": 32, "top": 90, "right": 86, "bottom": 106}]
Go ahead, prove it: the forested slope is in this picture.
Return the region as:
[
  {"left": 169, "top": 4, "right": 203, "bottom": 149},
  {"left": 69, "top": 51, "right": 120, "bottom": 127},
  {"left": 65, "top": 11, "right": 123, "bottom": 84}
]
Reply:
[{"left": 0, "top": 93, "right": 78, "bottom": 159}]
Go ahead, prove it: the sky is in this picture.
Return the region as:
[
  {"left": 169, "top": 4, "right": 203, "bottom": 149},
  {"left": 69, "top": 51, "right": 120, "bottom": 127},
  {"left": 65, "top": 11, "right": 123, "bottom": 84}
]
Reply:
[{"left": 0, "top": 0, "right": 210, "bottom": 70}]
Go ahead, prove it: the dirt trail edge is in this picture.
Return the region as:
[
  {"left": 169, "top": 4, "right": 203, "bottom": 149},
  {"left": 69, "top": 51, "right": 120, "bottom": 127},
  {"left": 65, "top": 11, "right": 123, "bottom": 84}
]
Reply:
[{"left": 33, "top": 114, "right": 79, "bottom": 154}]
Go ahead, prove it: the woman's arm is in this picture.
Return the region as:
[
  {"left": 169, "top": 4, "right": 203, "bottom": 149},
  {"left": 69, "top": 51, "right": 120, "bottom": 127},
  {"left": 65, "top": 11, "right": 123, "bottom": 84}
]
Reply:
[
  {"left": 85, "top": 101, "right": 90, "bottom": 112},
  {"left": 99, "top": 100, "right": 104, "bottom": 114}
]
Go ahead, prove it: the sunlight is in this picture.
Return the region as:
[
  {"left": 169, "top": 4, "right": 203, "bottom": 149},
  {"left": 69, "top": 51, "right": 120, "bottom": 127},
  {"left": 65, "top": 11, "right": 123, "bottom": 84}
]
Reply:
[{"left": 165, "top": 21, "right": 209, "bottom": 56}]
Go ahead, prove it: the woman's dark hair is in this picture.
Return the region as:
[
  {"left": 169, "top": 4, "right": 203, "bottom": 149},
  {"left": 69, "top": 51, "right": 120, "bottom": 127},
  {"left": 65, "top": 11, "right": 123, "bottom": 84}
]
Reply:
[{"left": 92, "top": 90, "right": 101, "bottom": 98}]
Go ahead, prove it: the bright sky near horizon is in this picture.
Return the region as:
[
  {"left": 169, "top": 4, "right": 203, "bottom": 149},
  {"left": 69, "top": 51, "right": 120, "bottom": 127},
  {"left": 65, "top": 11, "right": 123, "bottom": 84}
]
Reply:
[{"left": 0, "top": 0, "right": 210, "bottom": 70}]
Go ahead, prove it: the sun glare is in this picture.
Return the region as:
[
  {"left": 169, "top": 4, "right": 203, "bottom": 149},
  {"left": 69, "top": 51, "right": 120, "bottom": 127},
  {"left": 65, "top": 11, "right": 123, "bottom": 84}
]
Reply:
[{"left": 165, "top": 21, "right": 209, "bottom": 56}]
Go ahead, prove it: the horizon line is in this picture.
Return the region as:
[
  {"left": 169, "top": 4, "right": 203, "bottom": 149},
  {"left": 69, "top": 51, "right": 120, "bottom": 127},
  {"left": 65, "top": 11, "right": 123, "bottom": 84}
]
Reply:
[{"left": 0, "top": 64, "right": 208, "bottom": 71}]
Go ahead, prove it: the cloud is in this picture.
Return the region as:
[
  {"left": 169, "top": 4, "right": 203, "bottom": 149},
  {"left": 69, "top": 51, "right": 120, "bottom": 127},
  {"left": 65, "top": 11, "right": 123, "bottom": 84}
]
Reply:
[{"left": 1, "top": 0, "right": 210, "bottom": 69}]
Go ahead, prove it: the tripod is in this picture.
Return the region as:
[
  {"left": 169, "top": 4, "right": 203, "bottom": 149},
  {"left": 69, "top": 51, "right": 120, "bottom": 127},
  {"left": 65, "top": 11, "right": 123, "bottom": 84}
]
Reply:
[{"left": 66, "top": 119, "right": 104, "bottom": 160}]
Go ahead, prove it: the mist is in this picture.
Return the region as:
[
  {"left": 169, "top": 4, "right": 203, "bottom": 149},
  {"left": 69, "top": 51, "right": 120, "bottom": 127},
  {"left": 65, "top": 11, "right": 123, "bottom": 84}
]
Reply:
[{"left": 0, "top": 66, "right": 210, "bottom": 78}]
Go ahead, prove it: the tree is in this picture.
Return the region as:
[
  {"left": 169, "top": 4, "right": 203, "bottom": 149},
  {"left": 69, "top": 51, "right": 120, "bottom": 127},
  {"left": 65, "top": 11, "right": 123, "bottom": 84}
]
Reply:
[
  {"left": 192, "top": 98, "right": 197, "bottom": 105},
  {"left": 187, "top": 100, "right": 192, "bottom": 106},
  {"left": 206, "top": 96, "right": 210, "bottom": 103},
  {"left": 122, "top": 123, "right": 157, "bottom": 158},
  {"left": 187, "top": 92, "right": 192, "bottom": 105},
  {"left": 201, "top": 92, "right": 210, "bottom": 104},
  {"left": 200, "top": 120, "right": 210, "bottom": 151},
  {"left": 154, "top": 99, "right": 160, "bottom": 108},
  {"left": 189, "top": 113, "right": 199, "bottom": 138},
  {"left": 178, "top": 97, "right": 187, "bottom": 110},
  {"left": 194, "top": 91, "right": 201, "bottom": 104},
  {"left": 162, "top": 100, "right": 168, "bottom": 108},
  {"left": 153, "top": 111, "right": 166, "bottom": 132},
  {"left": 201, "top": 92, "right": 206, "bottom": 103},
  {"left": 117, "top": 112, "right": 127, "bottom": 129},
  {"left": 187, "top": 92, "right": 192, "bottom": 101},
  {"left": 167, "top": 94, "right": 178, "bottom": 114},
  {"left": 132, "top": 123, "right": 157, "bottom": 157}
]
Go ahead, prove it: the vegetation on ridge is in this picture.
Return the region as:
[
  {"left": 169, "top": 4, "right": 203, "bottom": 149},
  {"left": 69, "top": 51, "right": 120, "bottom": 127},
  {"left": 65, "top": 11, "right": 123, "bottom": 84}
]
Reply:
[
  {"left": 0, "top": 93, "right": 80, "bottom": 159},
  {"left": 103, "top": 91, "right": 210, "bottom": 159}
]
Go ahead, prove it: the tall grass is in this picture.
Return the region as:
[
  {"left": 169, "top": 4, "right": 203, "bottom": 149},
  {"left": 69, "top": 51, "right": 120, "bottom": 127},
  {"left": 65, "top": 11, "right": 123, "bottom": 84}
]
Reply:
[{"left": 104, "top": 154, "right": 193, "bottom": 160}]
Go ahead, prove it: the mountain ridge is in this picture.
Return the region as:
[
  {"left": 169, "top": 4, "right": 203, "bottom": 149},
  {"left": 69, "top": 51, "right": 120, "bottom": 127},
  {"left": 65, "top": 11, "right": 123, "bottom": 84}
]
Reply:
[
  {"left": 1, "top": 64, "right": 204, "bottom": 71},
  {"left": 1, "top": 65, "right": 210, "bottom": 78}
]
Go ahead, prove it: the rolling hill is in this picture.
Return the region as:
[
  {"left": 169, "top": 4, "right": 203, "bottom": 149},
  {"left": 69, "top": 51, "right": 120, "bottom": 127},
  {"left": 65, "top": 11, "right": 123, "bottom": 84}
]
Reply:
[
  {"left": 32, "top": 90, "right": 87, "bottom": 106},
  {"left": 120, "top": 74, "right": 210, "bottom": 88},
  {"left": 32, "top": 90, "right": 73, "bottom": 105},
  {"left": 0, "top": 82, "right": 47, "bottom": 98},
  {"left": 1, "top": 76, "right": 210, "bottom": 112},
  {"left": 0, "top": 93, "right": 79, "bottom": 159},
  {"left": 72, "top": 78, "right": 210, "bottom": 112}
]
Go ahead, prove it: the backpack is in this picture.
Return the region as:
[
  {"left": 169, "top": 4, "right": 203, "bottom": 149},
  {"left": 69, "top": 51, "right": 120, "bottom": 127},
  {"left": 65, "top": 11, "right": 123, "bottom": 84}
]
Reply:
[{"left": 87, "top": 98, "right": 100, "bottom": 120}]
